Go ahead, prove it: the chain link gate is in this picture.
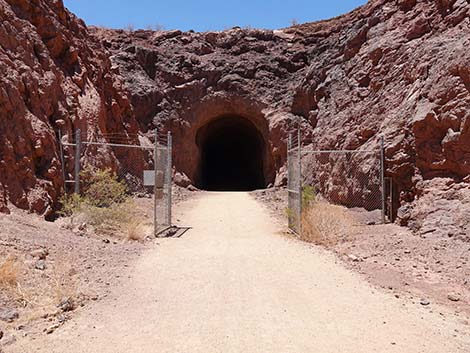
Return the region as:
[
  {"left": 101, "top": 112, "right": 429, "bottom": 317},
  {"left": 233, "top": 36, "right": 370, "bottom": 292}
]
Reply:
[
  {"left": 153, "top": 130, "right": 172, "bottom": 235},
  {"left": 287, "top": 130, "right": 302, "bottom": 234},
  {"left": 287, "top": 127, "right": 388, "bottom": 235},
  {"left": 59, "top": 129, "right": 172, "bottom": 237}
]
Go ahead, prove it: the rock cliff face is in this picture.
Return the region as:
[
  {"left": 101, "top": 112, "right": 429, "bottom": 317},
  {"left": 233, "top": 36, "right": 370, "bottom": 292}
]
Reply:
[
  {"left": 0, "top": 0, "right": 138, "bottom": 218},
  {"left": 288, "top": 0, "right": 470, "bottom": 239},
  {"left": 0, "top": 0, "right": 469, "bottom": 237}
]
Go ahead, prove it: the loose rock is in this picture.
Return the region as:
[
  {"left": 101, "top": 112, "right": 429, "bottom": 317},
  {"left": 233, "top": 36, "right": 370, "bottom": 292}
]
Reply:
[
  {"left": 447, "top": 292, "right": 461, "bottom": 302},
  {"left": 0, "top": 309, "right": 19, "bottom": 323},
  {"left": 420, "top": 298, "right": 430, "bottom": 306},
  {"left": 57, "top": 297, "right": 76, "bottom": 312},
  {"left": 35, "top": 259, "right": 46, "bottom": 271},
  {"left": 30, "top": 249, "right": 48, "bottom": 260},
  {"left": 348, "top": 254, "right": 361, "bottom": 262},
  {"left": 44, "top": 323, "right": 61, "bottom": 335}
]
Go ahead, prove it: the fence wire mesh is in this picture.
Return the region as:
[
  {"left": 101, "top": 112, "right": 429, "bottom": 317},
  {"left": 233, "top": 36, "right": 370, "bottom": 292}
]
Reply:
[
  {"left": 301, "top": 149, "right": 384, "bottom": 224},
  {"left": 59, "top": 129, "right": 172, "bottom": 237},
  {"left": 287, "top": 127, "right": 386, "bottom": 235}
]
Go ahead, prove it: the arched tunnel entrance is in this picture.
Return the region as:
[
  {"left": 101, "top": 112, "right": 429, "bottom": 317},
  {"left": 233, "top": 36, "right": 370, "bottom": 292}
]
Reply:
[{"left": 196, "top": 115, "right": 267, "bottom": 191}]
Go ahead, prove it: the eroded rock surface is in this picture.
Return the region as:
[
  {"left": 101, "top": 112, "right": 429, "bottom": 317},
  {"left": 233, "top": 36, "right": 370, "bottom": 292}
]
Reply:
[{"left": 0, "top": 0, "right": 139, "bottom": 218}]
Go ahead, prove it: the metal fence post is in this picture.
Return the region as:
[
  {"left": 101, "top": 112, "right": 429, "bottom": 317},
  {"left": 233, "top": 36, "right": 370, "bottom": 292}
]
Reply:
[
  {"left": 154, "top": 129, "right": 158, "bottom": 237},
  {"left": 74, "top": 129, "right": 81, "bottom": 195},
  {"left": 380, "top": 136, "right": 386, "bottom": 224},
  {"left": 167, "top": 131, "right": 172, "bottom": 226},
  {"left": 58, "top": 130, "right": 66, "bottom": 192},
  {"left": 297, "top": 126, "right": 302, "bottom": 236},
  {"left": 287, "top": 133, "right": 292, "bottom": 230}
]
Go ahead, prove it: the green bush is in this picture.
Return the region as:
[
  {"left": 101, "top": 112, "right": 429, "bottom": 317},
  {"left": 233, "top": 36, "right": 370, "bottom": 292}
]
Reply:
[
  {"left": 59, "top": 168, "right": 144, "bottom": 238},
  {"left": 82, "top": 200, "right": 135, "bottom": 236},
  {"left": 302, "top": 185, "right": 316, "bottom": 210},
  {"left": 59, "top": 193, "right": 84, "bottom": 217},
  {"left": 80, "top": 168, "right": 128, "bottom": 208}
]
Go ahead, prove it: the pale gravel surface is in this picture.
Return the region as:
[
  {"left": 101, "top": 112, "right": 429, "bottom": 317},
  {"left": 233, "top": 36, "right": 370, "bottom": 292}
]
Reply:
[{"left": 11, "top": 192, "right": 470, "bottom": 353}]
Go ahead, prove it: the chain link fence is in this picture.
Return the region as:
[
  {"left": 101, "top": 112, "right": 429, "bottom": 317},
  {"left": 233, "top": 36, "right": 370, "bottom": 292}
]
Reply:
[
  {"left": 301, "top": 149, "right": 384, "bottom": 223},
  {"left": 59, "top": 129, "right": 172, "bottom": 237},
  {"left": 287, "top": 128, "right": 388, "bottom": 235}
]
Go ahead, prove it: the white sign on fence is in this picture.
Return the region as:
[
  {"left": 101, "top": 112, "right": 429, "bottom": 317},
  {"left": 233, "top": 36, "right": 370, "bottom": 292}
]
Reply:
[
  {"left": 144, "top": 170, "right": 165, "bottom": 187},
  {"left": 144, "top": 170, "right": 154, "bottom": 186}
]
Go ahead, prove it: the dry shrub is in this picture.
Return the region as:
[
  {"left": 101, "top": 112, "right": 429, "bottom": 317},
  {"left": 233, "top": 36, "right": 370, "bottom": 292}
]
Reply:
[
  {"left": 0, "top": 257, "right": 32, "bottom": 308},
  {"left": 0, "top": 256, "right": 19, "bottom": 289},
  {"left": 50, "top": 260, "right": 77, "bottom": 306},
  {"left": 21, "top": 259, "right": 77, "bottom": 313},
  {"left": 301, "top": 200, "right": 354, "bottom": 247},
  {"left": 124, "top": 220, "right": 151, "bottom": 241},
  {"left": 79, "top": 168, "right": 128, "bottom": 208},
  {"left": 81, "top": 200, "right": 134, "bottom": 235},
  {"left": 60, "top": 168, "right": 148, "bottom": 240},
  {"left": 72, "top": 200, "right": 148, "bottom": 240}
]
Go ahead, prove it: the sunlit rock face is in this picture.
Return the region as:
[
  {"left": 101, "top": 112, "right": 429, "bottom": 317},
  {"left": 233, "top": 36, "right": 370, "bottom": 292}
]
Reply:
[
  {"left": 1, "top": 0, "right": 469, "bottom": 238},
  {"left": 0, "top": 0, "right": 139, "bottom": 218}
]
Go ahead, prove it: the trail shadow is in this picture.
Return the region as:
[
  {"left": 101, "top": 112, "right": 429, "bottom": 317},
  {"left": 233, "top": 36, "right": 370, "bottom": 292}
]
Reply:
[{"left": 157, "top": 226, "right": 192, "bottom": 238}]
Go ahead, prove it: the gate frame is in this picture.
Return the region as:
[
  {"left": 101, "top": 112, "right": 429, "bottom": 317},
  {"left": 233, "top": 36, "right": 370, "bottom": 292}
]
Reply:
[
  {"left": 287, "top": 129, "right": 302, "bottom": 235},
  {"left": 59, "top": 128, "right": 172, "bottom": 237}
]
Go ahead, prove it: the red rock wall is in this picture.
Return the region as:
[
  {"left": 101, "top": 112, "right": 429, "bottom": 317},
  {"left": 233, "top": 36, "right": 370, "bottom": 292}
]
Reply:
[
  {"left": 0, "top": 0, "right": 139, "bottom": 218},
  {"left": 288, "top": 0, "right": 470, "bottom": 237}
]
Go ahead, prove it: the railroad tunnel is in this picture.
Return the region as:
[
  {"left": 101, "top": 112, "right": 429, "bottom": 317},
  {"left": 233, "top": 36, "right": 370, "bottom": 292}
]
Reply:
[{"left": 196, "top": 115, "right": 267, "bottom": 191}]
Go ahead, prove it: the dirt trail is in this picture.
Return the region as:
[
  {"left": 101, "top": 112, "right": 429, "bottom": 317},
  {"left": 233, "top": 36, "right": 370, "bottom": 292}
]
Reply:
[{"left": 11, "top": 192, "right": 469, "bottom": 353}]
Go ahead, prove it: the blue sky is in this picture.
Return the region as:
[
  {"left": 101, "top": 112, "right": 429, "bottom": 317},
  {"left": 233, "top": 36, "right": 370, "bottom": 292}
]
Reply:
[{"left": 63, "top": 0, "right": 367, "bottom": 32}]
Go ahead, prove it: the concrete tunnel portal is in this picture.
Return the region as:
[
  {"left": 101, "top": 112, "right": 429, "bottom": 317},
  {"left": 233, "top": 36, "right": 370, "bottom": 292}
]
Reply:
[{"left": 196, "top": 115, "right": 268, "bottom": 191}]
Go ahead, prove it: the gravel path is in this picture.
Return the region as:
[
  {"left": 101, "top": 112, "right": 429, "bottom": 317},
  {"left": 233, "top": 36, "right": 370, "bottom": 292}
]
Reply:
[{"left": 12, "top": 192, "right": 469, "bottom": 352}]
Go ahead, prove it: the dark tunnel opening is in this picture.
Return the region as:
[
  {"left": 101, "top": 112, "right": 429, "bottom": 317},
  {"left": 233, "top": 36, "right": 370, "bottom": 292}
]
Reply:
[{"left": 196, "top": 115, "right": 267, "bottom": 191}]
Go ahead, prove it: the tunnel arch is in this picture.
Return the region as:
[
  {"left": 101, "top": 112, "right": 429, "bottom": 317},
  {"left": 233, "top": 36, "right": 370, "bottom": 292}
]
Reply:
[{"left": 195, "top": 115, "right": 268, "bottom": 191}]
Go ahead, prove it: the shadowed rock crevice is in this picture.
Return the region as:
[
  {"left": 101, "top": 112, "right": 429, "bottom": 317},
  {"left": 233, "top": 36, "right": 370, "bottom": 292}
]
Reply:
[{"left": 196, "top": 115, "right": 266, "bottom": 191}]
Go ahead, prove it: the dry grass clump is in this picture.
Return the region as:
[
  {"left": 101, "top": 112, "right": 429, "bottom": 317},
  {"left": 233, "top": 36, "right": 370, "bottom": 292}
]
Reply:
[
  {"left": 124, "top": 220, "right": 151, "bottom": 241},
  {"left": 50, "top": 260, "right": 77, "bottom": 305},
  {"left": 0, "top": 256, "right": 19, "bottom": 289},
  {"left": 15, "top": 258, "right": 77, "bottom": 315},
  {"left": 301, "top": 200, "right": 354, "bottom": 247},
  {"left": 72, "top": 200, "right": 148, "bottom": 241},
  {"left": 0, "top": 254, "right": 79, "bottom": 323},
  {"left": 80, "top": 200, "right": 135, "bottom": 236},
  {"left": 76, "top": 200, "right": 148, "bottom": 240},
  {"left": 0, "top": 256, "right": 31, "bottom": 308}
]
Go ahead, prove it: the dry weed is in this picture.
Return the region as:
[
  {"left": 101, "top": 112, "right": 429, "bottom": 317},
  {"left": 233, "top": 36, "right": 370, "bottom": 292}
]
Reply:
[
  {"left": 0, "top": 256, "right": 32, "bottom": 308},
  {"left": 50, "top": 260, "right": 77, "bottom": 306},
  {"left": 125, "top": 220, "right": 150, "bottom": 241},
  {"left": 22, "top": 259, "right": 77, "bottom": 317},
  {"left": 301, "top": 200, "right": 354, "bottom": 247},
  {"left": 0, "top": 256, "right": 19, "bottom": 288}
]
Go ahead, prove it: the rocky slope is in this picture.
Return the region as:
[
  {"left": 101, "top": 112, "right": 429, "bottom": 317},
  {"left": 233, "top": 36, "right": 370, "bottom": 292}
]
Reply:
[{"left": 0, "top": 0, "right": 469, "bottom": 238}]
